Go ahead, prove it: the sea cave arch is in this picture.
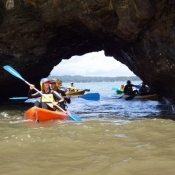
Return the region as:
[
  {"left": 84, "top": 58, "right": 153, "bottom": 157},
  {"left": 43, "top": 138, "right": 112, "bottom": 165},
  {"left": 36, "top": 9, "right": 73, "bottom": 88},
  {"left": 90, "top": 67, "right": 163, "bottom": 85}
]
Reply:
[{"left": 1, "top": 0, "right": 175, "bottom": 105}]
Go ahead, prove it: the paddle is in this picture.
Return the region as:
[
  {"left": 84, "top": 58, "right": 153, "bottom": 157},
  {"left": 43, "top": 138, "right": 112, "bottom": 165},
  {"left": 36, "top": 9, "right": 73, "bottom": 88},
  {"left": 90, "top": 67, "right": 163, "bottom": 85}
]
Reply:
[
  {"left": 9, "top": 97, "right": 28, "bottom": 100},
  {"left": 117, "top": 92, "right": 137, "bottom": 100},
  {"left": 25, "top": 98, "right": 40, "bottom": 103},
  {"left": 125, "top": 94, "right": 137, "bottom": 100},
  {"left": 3, "top": 65, "right": 82, "bottom": 121},
  {"left": 112, "top": 87, "right": 118, "bottom": 90},
  {"left": 117, "top": 94, "right": 126, "bottom": 99},
  {"left": 118, "top": 90, "right": 139, "bottom": 100},
  {"left": 9, "top": 93, "right": 100, "bottom": 101},
  {"left": 76, "top": 93, "right": 100, "bottom": 101}
]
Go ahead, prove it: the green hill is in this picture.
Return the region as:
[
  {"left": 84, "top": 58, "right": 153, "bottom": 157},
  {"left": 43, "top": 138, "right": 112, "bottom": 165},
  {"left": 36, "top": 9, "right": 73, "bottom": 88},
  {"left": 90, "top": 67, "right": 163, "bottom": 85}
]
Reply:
[{"left": 48, "top": 75, "right": 141, "bottom": 83}]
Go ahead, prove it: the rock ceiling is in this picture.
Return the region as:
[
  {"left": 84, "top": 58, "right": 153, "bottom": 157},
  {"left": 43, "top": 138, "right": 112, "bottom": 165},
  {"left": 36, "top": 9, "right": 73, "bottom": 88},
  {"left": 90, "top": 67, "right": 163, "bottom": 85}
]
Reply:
[{"left": 0, "top": 0, "right": 175, "bottom": 105}]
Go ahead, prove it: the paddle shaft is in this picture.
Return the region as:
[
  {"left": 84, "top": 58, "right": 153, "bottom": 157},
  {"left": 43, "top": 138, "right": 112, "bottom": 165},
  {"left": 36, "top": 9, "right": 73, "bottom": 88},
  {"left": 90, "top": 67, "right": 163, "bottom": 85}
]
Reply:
[{"left": 125, "top": 94, "right": 136, "bottom": 100}]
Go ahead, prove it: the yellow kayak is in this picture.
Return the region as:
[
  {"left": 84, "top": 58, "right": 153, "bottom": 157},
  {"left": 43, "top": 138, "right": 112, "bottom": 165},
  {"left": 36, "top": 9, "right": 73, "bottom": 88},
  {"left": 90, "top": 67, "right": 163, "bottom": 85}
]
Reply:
[
  {"left": 122, "top": 94, "right": 158, "bottom": 100},
  {"left": 66, "top": 90, "right": 85, "bottom": 95}
]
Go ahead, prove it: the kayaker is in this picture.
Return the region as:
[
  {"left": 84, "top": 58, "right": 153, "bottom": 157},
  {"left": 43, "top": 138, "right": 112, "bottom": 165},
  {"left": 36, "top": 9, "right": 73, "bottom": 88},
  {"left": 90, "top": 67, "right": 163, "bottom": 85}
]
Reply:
[
  {"left": 68, "top": 82, "right": 77, "bottom": 92},
  {"left": 119, "top": 84, "right": 125, "bottom": 91},
  {"left": 139, "top": 82, "right": 151, "bottom": 95},
  {"left": 50, "top": 78, "right": 71, "bottom": 110},
  {"left": 28, "top": 78, "right": 64, "bottom": 111},
  {"left": 124, "top": 80, "right": 139, "bottom": 95}
]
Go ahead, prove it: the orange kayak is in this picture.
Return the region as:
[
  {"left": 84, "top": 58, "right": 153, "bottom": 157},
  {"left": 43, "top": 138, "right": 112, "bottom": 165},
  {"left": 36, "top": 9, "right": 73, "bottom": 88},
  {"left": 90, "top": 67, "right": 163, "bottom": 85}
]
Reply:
[{"left": 24, "top": 107, "right": 70, "bottom": 122}]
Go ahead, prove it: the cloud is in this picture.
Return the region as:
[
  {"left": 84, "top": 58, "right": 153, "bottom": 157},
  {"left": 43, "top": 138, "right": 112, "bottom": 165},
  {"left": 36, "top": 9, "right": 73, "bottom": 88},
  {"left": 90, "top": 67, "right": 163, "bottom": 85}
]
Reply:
[{"left": 50, "top": 51, "right": 135, "bottom": 77}]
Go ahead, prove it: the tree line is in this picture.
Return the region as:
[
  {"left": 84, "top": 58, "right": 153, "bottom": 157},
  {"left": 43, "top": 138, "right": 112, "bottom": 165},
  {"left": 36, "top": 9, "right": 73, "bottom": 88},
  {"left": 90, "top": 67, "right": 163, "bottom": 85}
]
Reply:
[{"left": 48, "top": 75, "right": 141, "bottom": 83}]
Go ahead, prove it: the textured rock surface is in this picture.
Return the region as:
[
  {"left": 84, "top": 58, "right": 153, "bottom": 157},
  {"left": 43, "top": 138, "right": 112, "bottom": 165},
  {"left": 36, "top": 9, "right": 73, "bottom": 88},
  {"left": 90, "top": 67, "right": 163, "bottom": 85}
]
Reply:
[{"left": 0, "top": 0, "right": 175, "bottom": 104}]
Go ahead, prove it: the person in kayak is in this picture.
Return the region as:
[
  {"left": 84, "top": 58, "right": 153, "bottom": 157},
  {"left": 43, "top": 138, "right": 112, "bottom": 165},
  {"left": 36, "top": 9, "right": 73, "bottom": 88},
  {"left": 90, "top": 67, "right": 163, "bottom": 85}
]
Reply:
[
  {"left": 139, "top": 82, "right": 151, "bottom": 95},
  {"left": 124, "top": 80, "right": 139, "bottom": 95},
  {"left": 119, "top": 84, "right": 125, "bottom": 91},
  {"left": 68, "top": 82, "right": 77, "bottom": 92},
  {"left": 28, "top": 78, "right": 64, "bottom": 111},
  {"left": 50, "top": 78, "right": 71, "bottom": 110}
]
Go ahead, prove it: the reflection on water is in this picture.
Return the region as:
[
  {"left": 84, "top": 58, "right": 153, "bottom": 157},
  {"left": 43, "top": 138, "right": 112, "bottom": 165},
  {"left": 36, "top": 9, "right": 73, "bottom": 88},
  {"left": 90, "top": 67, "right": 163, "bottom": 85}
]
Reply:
[{"left": 0, "top": 82, "right": 175, "bottom": 175}]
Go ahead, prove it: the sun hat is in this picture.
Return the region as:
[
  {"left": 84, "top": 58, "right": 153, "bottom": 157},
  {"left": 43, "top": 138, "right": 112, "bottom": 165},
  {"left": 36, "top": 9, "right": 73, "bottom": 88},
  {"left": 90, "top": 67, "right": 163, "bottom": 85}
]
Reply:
[
  {"left": 42, "top": 78, "right": 50, "bottom": 83},
  {"left": 39, "top": 78, "right": 51, "bottom": 90},
  {"left": 51, "top": 78, "right": 62, "bottom": 87}
]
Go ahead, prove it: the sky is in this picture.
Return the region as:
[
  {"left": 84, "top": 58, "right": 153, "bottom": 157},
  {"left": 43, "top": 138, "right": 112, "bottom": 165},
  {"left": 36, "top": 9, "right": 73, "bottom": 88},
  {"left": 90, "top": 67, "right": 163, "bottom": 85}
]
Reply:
[{"left": 50, "top": 50, "right": 135, "bottom": 77}]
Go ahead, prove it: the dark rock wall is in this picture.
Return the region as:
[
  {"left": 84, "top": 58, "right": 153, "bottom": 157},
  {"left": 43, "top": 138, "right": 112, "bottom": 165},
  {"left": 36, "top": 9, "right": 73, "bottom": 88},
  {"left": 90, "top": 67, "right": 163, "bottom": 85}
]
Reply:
[{"left": 0, "top": 0, "right": 175, "bottom": 104}]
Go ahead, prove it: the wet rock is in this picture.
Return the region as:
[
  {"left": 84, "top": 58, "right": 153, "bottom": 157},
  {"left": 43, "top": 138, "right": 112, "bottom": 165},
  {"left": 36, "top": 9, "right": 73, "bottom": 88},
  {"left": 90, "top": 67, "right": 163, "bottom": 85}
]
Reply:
[{"left": 0, "top": 0, "right": 175, "bottom": 104}]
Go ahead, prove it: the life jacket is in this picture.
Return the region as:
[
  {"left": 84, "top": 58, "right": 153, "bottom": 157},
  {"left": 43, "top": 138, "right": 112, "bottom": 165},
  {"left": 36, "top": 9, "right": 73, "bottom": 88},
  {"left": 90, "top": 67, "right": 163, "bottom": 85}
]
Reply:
[
  {"left": 124, "top": 84, "right": 133, "bottom": 94},
  {"left": 41, "top": 94, "right": 55, "bottom": 109},
  {"left": 119, "top": 85, "right": 125, "bottom": 91},
  {"left": 41, "top": 94, "right": 54, "bottom": 103},
  {"left": 69, "top": 86, "right": 77, "bottom": 92},
  {"left": 55, "top": 89, "right": 67, "bottom": 106}
]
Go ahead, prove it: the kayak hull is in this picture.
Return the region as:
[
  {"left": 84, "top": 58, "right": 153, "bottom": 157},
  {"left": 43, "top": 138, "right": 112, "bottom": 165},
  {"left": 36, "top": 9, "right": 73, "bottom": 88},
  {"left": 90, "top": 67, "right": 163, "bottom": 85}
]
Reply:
[
  {"left": 24, "top": 107, "right": 70, "bottom": 122},
  {"left": 116, "top": 89, "right": 124, "bottom": 94},
  {"left": 122, "top": 94, "right": 158, "bottom": 100},
  {"left": 66, "top": 90, "right": 85, "bottom": 95}
]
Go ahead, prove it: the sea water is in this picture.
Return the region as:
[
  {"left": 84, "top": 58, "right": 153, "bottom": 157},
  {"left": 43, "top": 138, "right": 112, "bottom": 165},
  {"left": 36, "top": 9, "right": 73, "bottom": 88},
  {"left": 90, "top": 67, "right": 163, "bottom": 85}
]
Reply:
[{"left": 0, "top": 81, "right": 175, "bottom": 175}]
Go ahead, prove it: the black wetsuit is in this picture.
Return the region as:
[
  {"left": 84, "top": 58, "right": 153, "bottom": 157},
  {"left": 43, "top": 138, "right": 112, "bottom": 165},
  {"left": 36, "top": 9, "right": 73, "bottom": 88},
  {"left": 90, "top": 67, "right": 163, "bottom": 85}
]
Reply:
[
  {"left": 124, "top": 84, "right": 138, "bottom": 95},
  {"left": 139, "top": 86, "right": 150, "bottom": 95},
  {"left": 54, "top": 89, "right": 71, "bottom": 110}
]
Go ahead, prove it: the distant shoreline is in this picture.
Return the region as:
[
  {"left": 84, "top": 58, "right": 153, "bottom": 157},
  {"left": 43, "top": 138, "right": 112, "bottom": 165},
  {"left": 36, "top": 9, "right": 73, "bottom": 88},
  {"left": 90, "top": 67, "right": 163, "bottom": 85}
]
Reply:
[{"left": 48, "top": 75, "right": 141, "bottom": 83}]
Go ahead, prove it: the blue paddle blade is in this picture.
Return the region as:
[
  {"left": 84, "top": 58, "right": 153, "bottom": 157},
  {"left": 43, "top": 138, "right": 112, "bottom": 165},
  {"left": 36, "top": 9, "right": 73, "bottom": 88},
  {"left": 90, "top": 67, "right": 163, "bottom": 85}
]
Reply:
[
  {"left": 9, "top": 97, "right": 28, "bottom": 100},
  {"left": 3, "top": 65, "right": 25, "bottom": 81},
  {"left": 25, "top": 98, "right": 41, "bottom": 103},
  {"left": 67, "top": 111, "right": 82, "bottom": 121},
  {"left": 70, "top": 115, "right": 82, "bottom": 121},
  {"left": 79, "top": 93, "right": 100, "bottom": 101},
  {"left": 112, "top": 87, "right": 118, "bottom": 90}
]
